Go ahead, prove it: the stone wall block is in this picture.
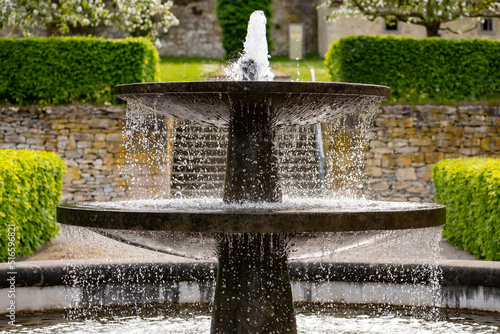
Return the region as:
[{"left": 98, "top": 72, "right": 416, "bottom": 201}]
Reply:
[
  {"left": 71, "top": 132, "right": 94, "bottom": 141},
  {"left": 395, "top": 168, "right": 417, "bottom": 181},
  {"left": 423, "top": 152, "right": 444, "bottom": 164},
  {"left": 387, "top": 139, "right": 408, "bottom": 148},
  {"left": 409, "top": 152, "right": 424, "bottom": 163},
  {"left": 93, "top": 141, "right": 109, "bottom": 149},
  {"left": 26, "top": 138, "right": 41, "bottom": 145},
  {"left": 391, "top": 128, "right": 405, "bottom": 137},
  {"left": 370, "top": 140, "right": 386, "bottom": 148},
  {"left": 376, "top": 118, "right": 397, "bottom": 127},
  {"left": 381, "top": 155, "right": 397, "bottom": 168},
  {"left": 77, "top": 141, "right": 92, "bottom": 149},
  {"left": 4, "top": 134, "right": 25, "bottom": 143},
  {"left": 393, "top": 181, "right": 411, "bottom": 190},
  {"left": 95, "top": 133, "right": 107, "bottom": 142},
  {"left": 366, "top": 167, "right": 382, "bottom": 177},
  {"left": 407, "top": 185, "right": 429, "bottom": 194},
  {"left": 416, "top": 166, "right": 433, "bottom": 182},
  {"left": 458, "top": 147, "right": 481, "bottom": 156},
  {"left": 395, "top": 147, "right": 419, "bottom": 154},
  {"left": 369, "top": 180, "right": 389, "bottom": 191},
  {"left": 399, "top": 118, "right": 414, "bottom": 128},
  {"left": 107, "top": 142, "right": 123, "bottom": 153},
  {"left": 106, "top": 133, "right": 122, "bottom": 142},
  {"left": 57, "top": 135, "right": 69, "bottom": 150},
  {"left": 409, "top": 138, "right": 431, "bottom": 146},
  {"left": 372, "top": 147, "right": 392, "bottom": 154}
]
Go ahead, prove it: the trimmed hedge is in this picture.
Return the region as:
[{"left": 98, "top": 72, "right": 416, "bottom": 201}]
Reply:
[
  {"left": 0, "top": 37, "right": 159, "bottom": 105},
  {"left": 325, "top": 35, "right": 500, "bottom": 103},
  {"left": 433, "top": 158, "right": 500, "bottom": 260},
  {"left": 0, "top": 149, "right": 66, "bottom": 262}
]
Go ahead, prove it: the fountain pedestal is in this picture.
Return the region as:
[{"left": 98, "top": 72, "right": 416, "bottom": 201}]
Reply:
[
  {"left": 224, "top": 103, "right": 281, "bottom": 203},
  {"left": 57, "top": 81, "right": 446, "bottom": 334},
  {"left": 211, "top": 234, "right": 295, "bottom": 334}
]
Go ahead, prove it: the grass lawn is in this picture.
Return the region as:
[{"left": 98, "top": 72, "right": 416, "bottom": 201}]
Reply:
[
  {"left": 159, "top": 55, "right": 330, "bottom": 82},
  {"left": 159, "top": 57, "right": 224, "bottom": 81}
]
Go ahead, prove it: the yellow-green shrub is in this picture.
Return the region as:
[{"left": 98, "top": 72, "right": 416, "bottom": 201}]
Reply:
[
  {"left": 433, "top": 158, "right": 500, "bottom": 260},
  {"left": 0, "top": 149, "right": 66, "bottom": 262}
]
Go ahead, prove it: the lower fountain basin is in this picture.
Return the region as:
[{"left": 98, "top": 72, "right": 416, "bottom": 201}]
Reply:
[
  {"left": 57, "top": 198, "right": 445, "bottom": 234},
  {"left": 57, "top": 199, "right": 445, "bottom": 260}
]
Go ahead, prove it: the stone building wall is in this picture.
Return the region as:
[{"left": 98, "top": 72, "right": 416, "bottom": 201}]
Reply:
[
  {"left": 0, "top": 0, "right": 319, "bottom": 58},
  {"left": 1, "top": 103, "right": 499, "bottom": 203},
  {"left": 317, "top": 5, "right": 500, "bottom": 57},
  {"left": 270, "top": 0, "right": 319, "bottom": 56},
  {"left": 158, "top": 0, "right": 225, "bottom": 58},
  {"left": 160, "top": 0, "right": 319, "bottom": 57}
]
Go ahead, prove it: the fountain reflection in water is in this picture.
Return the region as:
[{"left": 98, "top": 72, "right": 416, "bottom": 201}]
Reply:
[
  {"left": 56, "top": 10, "right": 448, "bottom": 334},
  {"left": 3, "top": 310, "right": 500, "bottom": 334}
]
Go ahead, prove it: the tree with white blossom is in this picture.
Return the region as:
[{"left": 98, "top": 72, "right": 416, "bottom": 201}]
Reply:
[
  {"left": 323, "top": 0, "right": 500, "bottom": 37},
  {"left": 0, "top": 0, "right": 179, "bottom": 41}
]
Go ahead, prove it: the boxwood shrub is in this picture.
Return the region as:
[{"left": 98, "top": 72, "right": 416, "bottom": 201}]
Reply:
[
  {"left": 325, "top": 35, "right": 500, "bottom": 103},
  {"left": 0, "top": 36, "right": 159, "bottom": 105},
  {"left": 0, "top": 149, "right": 66, "bottom": 262},
  {"left": 433, "top": 158, "right": 500, "bottom": 260}
]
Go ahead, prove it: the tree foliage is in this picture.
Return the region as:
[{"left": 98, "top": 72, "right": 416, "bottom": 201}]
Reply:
[
  {"left": 323, "top": 0, "right": 500, "bottom": 37},
  {"left": 216, "top": 0, "right": 273, "bottom": 59},
  {"left": 0, "top": 0, "right": 179, "bottom": 41}
]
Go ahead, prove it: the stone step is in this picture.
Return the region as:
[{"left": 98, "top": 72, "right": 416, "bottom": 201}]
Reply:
[{"left": 171, "top": 123, "right": 321, "bottom": 196}]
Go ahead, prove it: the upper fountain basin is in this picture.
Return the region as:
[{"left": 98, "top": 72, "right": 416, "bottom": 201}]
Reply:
[{"left": 115, "top": 81, "right": 391, "bottom": 128}]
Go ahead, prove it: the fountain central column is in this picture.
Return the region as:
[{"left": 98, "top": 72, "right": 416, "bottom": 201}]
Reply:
[
  {"left": 223, "top": 102, "right": 281, "bottom": 203},
  {"left": 211, "top": 102, "right": 297, "bottom": 333}
]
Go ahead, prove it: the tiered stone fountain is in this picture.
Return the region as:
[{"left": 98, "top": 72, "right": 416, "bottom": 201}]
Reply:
[{"left": 57, "top": 11, "right": 445, "bottom": 334}]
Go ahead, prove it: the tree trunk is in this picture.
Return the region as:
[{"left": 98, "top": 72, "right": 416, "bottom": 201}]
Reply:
[
  {"left": 425, "top": 22, "right": 441, "bottom": 37},
  {"left": 46, "top": 23, "right": 58, "bottom": 37}
]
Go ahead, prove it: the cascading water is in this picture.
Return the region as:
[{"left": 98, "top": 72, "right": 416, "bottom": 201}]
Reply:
[{"left": 53, "top": 9, "right": 453, "bottom": 334}]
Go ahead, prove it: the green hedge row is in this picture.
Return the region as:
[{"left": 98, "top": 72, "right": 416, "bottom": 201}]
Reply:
[
  {"left": 325, "top": 35, "right": 500, "bottom": 103},
  {"left": 0, "top": 37, "right": 159, "bottom": 105},
  {"left": 0, "top": 149, "right": 66, "bottom": 262},
  {"left": 433, "top": 158, "right": 500, "bottom": 260}
]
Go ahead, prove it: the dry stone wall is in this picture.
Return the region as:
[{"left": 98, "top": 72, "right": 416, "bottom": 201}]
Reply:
[
  {"left": 365, "top": 103, "right": 500, "bottom": 202},
  {"left": 0, "top": 105, "right": 126, "bottom": 202},
  {"left": 1, "top": 103, "right": 499, "bottom": 203}
]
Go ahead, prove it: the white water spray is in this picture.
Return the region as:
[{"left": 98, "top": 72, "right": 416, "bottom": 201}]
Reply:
[{"left": 225, "top": 10, "right": 274, "bottom": 81}]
